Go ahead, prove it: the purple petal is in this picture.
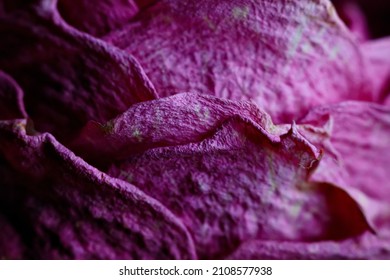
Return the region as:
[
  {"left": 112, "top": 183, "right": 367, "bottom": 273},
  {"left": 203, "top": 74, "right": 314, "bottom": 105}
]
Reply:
[
  {"left": 104, "top": 0, "right": 374, "bottom": 122},
  {"left": 70, "top": 92, "right": 285, "bottom": 164},
  {"left": 0, "top": 120, "right": 196, "bottom": 259},
  {"left": 299, "top": 102, "right": 390, "bottom": 236},
  {"left": 0, "top": 0, "right": 157, "bottom": 142},
  {"left": 108, "top": 116, "right": 369, "bottom": 258}
]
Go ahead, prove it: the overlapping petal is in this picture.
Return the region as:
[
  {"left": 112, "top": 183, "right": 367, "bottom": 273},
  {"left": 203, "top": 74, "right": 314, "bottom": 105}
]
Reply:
[
  {"left": 0, "top": 0, "right": 389, "bottom": 260},
  {"left": 0, "top": 119, "right": 196, "bottom": 259},
  {"left": 0, "top": 0, "right": 157, "bottom": 142},
  {"left": 106, "top": 108, "right": 369, "bottom": 258},
  {"left": 104, "top": 0, "right": 376, "bottom": 122},
  {"left": 298, "top": 102, "right": 390, "bottom": 236},
  {"left": 70, "top": 92, "right": 284, "bottom": 164}
]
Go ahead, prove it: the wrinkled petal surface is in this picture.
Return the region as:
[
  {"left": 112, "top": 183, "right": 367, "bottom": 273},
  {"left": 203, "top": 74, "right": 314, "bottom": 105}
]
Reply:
[
  {"left": 0, "top": 0, "right": 157, "bottom": 142},
  {"left": 298, "top": 102, "right": 390, "bottom": 235},
  {"left": 0, "top": 120, "right": 196, "bottom": 259},
  {"left": 106, "top": 101, "right": 369, "bottom": 258},
  {"left": 70, "top": 92, "right": 282, "bottom": 164},
  {"left": 105, "top": 0, "right": 375, "bottom": 122}
]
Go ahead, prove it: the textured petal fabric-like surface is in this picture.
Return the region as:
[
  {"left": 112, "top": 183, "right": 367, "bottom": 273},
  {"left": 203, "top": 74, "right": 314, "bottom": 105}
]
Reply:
[
  {"left": 105, "top": 0, "right": 373, "bottom": 122},
  {"left": 0, "top": 0, "right": 389, "bottom": 260},
  {"left": 0, "top": 120, "right": 196, "bottom": 259},
  {"left": 70, "top": 92, "right": 285, "bottom": 164},
  {"left": 108, "top": 113, "right": 369, "bottom": 259},
  {"left": 298, "top": 102, "right": 390, "bottom": 235},
  {"left": 0, "top": 0, "right": 157, "bottom": 143}
]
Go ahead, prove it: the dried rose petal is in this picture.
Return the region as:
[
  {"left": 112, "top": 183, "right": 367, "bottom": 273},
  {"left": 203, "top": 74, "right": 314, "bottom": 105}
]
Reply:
[
  {"left": 0, "top": 120, "right": 195, "bottom": 259},
  {"left": 104, "top": 0, "right": 375, "bottom": 122},
  {"left": 107, "top": 113, "right": 369, "bottom": 258},
  {"left": 0, "top": 0, "right": 389, "bottom": 260},
  {"left": 0, "top": 0, "right": 157, "bottom": 142},
  {"left": 298, "top": 102, "right": 390, "bottom": 236},
  {"left": 70, "top": 92, "right": 285, "bottom": 164}
]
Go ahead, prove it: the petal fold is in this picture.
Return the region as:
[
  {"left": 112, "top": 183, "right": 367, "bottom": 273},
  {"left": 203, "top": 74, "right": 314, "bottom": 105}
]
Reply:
[{"left": 299, "top": 102, "right": 390, "bottom": 236}]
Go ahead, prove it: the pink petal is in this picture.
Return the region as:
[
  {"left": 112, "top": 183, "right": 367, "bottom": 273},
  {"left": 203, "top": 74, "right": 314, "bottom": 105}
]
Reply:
[
  {"left": 0, "top": 0, "right": 157, "bottom": 142},
  {"left": 0, "top": 119, "right": 196, "bottom": 259},
  {"left": 108, "top": 116, "right": 369, "bottom": 258},
  {"left": 298, "top": 102, "right": 390, "bottom": 236},
  {"left": 105, "top": 0, "right": 374, "bottom": 122},
  {"left": 70, "top": 92, "right": 286, "bottom": 164}
]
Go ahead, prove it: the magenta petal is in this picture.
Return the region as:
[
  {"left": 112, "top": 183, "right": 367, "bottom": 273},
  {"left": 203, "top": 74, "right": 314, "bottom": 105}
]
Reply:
[
  {"left": 70, "top": 92, "right": 284, "bottom": 164},
  {"left": 108, "top": 118, "right": 369, "bottom": 259},
  {"left": 105, "top": 0, "right": 374, "bottom": 122},
  {"left": 226, "top": 233, "right": 390, "bottom": 259},
  {"left": 0, "top": 120, "right": 196, "bottom": 259},
  {"left": 299, "top": 102, "right": 390, "bottom": 235},
  {"left": 361, "top": 38, "right": 390, "bottom": 103},
  {"left": 0, "top": 1, "right": 157, "bottom": 142}
]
